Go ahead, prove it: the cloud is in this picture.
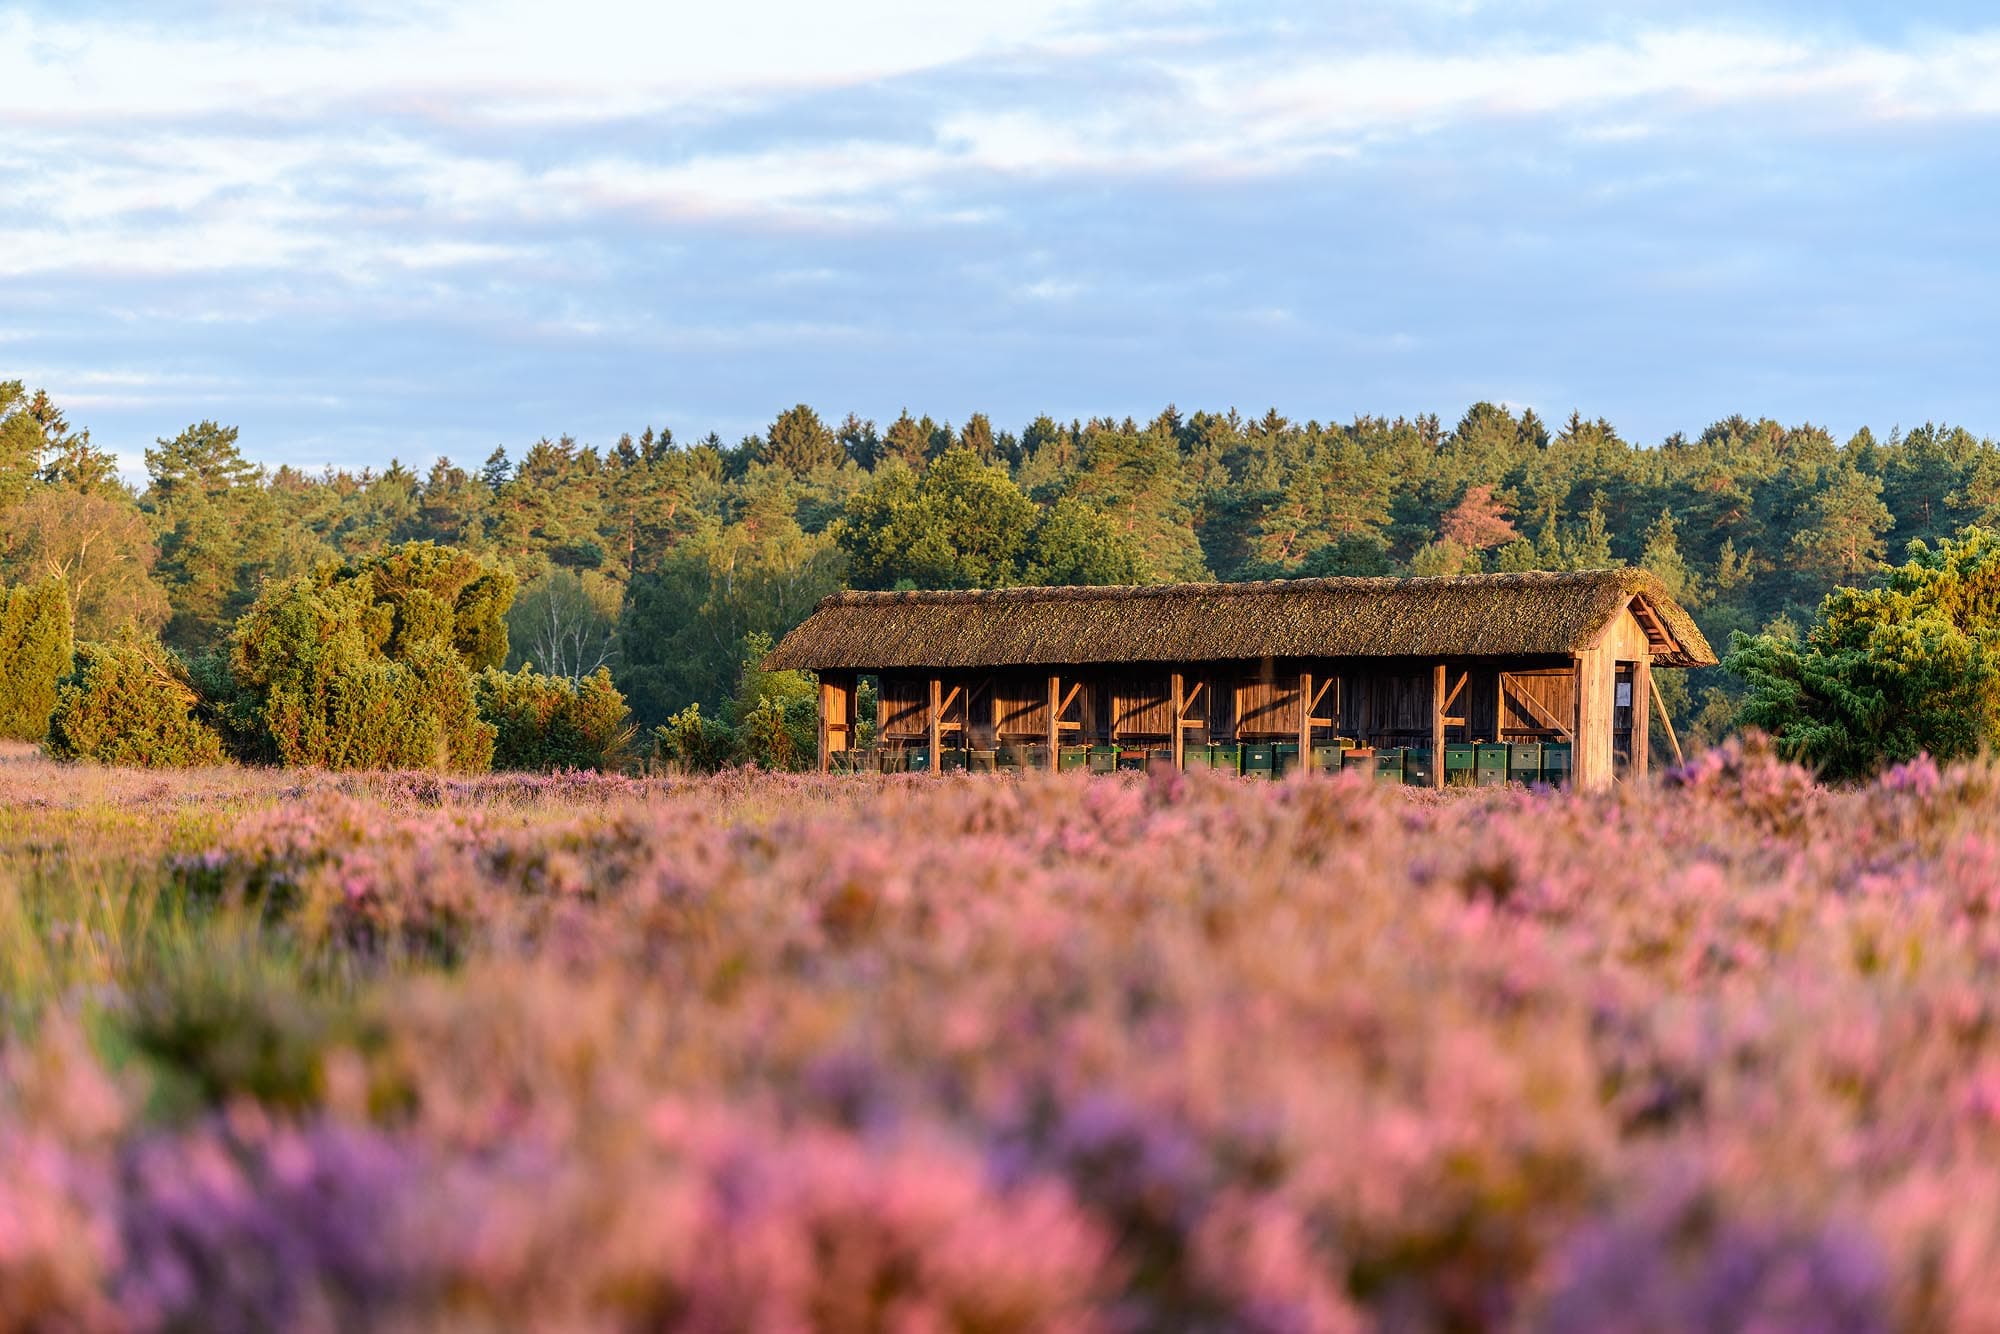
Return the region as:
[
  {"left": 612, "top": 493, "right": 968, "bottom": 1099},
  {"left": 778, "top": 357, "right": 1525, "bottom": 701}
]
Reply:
[{"left": 7, "top": 1, "right": 2000, "bottom": 463}]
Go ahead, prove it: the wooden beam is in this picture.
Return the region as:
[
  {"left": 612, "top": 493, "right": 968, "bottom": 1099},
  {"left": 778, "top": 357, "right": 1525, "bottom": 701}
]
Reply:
[
  {"left": 929, "top": 677, "right": 943, "bottom": 771},
  {"left": 1171, "top": 671, "right": 1186, "bottom": 769},
  {"left": 1649, "top": 664, "right": 1683, "bottom": 767},
  {"left": 1308, "top": 675, "right": 1333, "bottom": 716},
  {"left": 1440, "top": 670, "right": 1469, "bottom": 715},
  {"left": 818, "top": 678, "right": 833, "bottom": 774},
  {"left": 1047, "top": 675, "right": 1060, "bottom": 757},
  {"left": 1297, "top": 671, "right": 1312, "bottom": 762},
  {"left": 1184, "top": 680, "right": 1206, "bottom": 712},
  {"left": 1631, "top": 656, "right": 1651, "bottom": 781},
  {"left": 1431, "top": 662, "right": 1447, "bottom": 790}
]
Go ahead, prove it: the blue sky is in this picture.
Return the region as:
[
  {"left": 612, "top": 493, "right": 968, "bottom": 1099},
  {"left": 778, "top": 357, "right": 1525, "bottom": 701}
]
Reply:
[{"left": 4, "top": 0, "right": 1998, "bottom": 474}]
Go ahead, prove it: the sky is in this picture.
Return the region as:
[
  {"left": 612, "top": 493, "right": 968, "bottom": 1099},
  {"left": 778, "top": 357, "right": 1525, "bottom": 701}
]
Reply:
[{"left": 4, "top": 0, "right": 1999, "bottom": 475}]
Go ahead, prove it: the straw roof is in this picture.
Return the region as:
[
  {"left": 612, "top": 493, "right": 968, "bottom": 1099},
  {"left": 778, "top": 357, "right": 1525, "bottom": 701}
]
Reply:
[{"left": 765, "top": 569, "right": 1717, "bottom": 672}]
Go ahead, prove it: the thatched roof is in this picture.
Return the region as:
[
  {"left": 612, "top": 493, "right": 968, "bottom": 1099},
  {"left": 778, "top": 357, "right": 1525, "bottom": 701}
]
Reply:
[{"left": 765, "top": 569, "right": 1717, "bottom": 672}]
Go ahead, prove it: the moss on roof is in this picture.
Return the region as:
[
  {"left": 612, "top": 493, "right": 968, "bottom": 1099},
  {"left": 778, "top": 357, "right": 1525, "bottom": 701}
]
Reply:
[{"left": 764, "top": 569, "right": 1717, "bottom": 673}]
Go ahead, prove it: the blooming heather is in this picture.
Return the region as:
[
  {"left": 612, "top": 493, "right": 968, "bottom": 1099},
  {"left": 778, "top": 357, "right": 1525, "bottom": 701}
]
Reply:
[{"left": 3, "top": 739, "right": 2000, "bottom": 1326}]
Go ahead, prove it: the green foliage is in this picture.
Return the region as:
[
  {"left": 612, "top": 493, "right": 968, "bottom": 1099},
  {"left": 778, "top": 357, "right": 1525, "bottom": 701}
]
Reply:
[
  {"left": 505, "top": 568, "right": 618, "bottom": 679},
  {"left": 47, "top": 639, "right": 228, "bottom": 768},
  {"left": 476, "top": 665, "right": 634, "bottom": 771},
  {"left": 0, "top": 577, "right": 74, "bottom": 741},
  {"left": 725, "top": 631, "right": 817, "bottom": 771},
  {"left": 145, "top": 420, "right": 281, "bottom": 650},
  {"left": 360, "top": 540, "right": 516, "bottom": 669},
  {"left": 1021, "top": 496, "right": 1147, "bottom": 585},
  {"left": 653, "top": 702, "right": 736, "bottom": 774},
  {"left": 617, "top": 480, "right": 843, "bottom": 722},
  {"left": 1728, "top": 528, "right": 2000, "bottom": 780},
  {"left": 228, "top": 545, "right": 507, "bottom": 771},
  {"left": 839, "top": 447, "right": 1039, "bottom": 590},
  {"left": 27, "top": 380, "right": 2000, "bottom": 762}
]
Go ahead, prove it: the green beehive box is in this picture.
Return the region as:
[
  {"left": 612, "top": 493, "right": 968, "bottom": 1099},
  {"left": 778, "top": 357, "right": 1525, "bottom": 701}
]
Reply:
[
  {"left": 970, "top": 749, "right": 997, "bottom": 774},
  {"left": 1401, "top": 747, "right": 1432, "bottom": 786},
  {"left": 1025, "top": 744, "right": 1054, "bottom": 770},
  {"left": 1310, "top": 743, "right": 1345, "bottom": 772},
  {"left": 1058, "top": 745, "right": 1090, "bottom": 772},
  {"left": 1243, "top": 742, "right": 1276, "bottom": 777},
  {"left": 995, "top": 745, "right": 1026, "bottom": 771},
  {"left": 1508, "top": 742, "right": 1543, "bottom": 784},
  {"left": 1181, "top": 743, "right": 1213, "bottom": 771},
  {"left": 1475, "top": 743, "right": 1508, "bottom": 788},
  {"left": 1374, "top": 747, "right": 1405, "bottom": 783},
  {"left": 1444, "top": 742, "right": 1476, "bottom": 787},
  {"left": 1341, "top": 746, "right": 1375, "bottom": 775},
  {"left": 906, "top": 747, "right": 931, "bottom": 773},
  {"left": 941, "top": 748, "right": 969, "bottom": 772},
  {"left": 1273, "top": 741, "right": 1302, "bottom": 778},
  {"left": 1542, "top": 742, "right": 1573, "bottom": 786},
  {"left": 1211, "top": 743, "right": 1243, "bottom": 774},
  {"left": 1088, "top": 745, "right": 1119, "bottom": 774}
]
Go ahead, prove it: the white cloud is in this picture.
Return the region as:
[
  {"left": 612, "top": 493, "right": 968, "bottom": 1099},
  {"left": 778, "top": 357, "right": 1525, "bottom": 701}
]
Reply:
[{"left": 6, "top": 4, "right": 2000, "bottom": 350}]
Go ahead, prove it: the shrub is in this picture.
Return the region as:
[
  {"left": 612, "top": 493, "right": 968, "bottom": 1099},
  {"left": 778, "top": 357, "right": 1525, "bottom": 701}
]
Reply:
[
  {"left": 46, "top": 640, "right": 227, "bottom": 768},
  {"left": 1728, "top": 526, "right": 2000, "bottom": 780},
  {"left": 229, "top": 547, "right": 502, "bottom": 771},
  {"left": 0, "top": 577, "right": 73, "bottom": 741},
  {"left": 476, "top": 665, "right": 634, "bottom": 771},
  {"left": 653, "top": 702, "right": 734, "bottom": 773}
]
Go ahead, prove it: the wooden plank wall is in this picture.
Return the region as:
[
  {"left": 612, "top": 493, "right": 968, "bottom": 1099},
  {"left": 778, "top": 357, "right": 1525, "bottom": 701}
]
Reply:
[
  {"left": 1234, "top": 666, "right": 1300, "bottom": 737},
  {"left": 1497, "top": 667, "right": 1576, "bottom": 740},
  {"left": 879, "top": 676, "right": 929, "bottom": 738},
  {"left": 994, "top": 674, "right": 1048, "bottom": 738},
  {"left": 1339, "top": 670, "right": 1429, "bottom": 746},
  {"left": 1109, "top": 674, "right": 1174, "bottom": 738}
]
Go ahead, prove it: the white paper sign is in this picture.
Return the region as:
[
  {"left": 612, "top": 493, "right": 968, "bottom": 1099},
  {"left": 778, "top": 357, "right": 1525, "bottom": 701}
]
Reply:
[{"left": 1615, "top": 682, "right": 1633, "bottom": 707}]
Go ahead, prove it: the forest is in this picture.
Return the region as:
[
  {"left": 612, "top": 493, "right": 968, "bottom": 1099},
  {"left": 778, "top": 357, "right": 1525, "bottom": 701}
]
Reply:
[{"left": 2, "top": 376, "right": 1990, "bottom": 766}]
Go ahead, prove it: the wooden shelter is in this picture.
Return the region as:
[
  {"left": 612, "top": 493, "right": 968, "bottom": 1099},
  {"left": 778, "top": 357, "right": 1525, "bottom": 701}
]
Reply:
[{"left": 764, "top": 569, "right": 1716, "bottom": 790}]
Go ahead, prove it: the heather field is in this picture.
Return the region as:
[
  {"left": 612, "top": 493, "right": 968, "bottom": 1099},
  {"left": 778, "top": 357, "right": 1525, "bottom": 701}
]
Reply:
[{"left": 1, "top": 747, "right": 1997, "bottom": 1331}]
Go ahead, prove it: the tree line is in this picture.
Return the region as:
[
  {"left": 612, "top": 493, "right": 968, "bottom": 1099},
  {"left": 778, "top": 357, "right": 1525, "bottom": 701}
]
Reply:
[{"left": 3, "top": 376, "right": 1995, "bottom": 767}]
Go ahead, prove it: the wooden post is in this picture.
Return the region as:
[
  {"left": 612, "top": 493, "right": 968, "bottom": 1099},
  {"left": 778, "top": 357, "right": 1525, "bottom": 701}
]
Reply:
[
  {"left": 1650, "top": 670, "right": 1684, "bottom": 766},
  {"left": 1431, "top": 662, "right": 1447, "bottom": 790},
  {"left": 1047, "top": 674, "right": 1060, "bottom": 759},
  {"left": 1632, "top": 655, "right": 1651, "bottom": 780},
  {"left": 1297, "top": 671, "right": 1312, "bottom": 766},
  {"left": 818, "top": 678, "right": 833, "bottom": 773},
  {"left": 817, "top": 674, "right": 854, "bottom": 774},
  {"left": 1171, "top": 671, "right": 1185, "bottom": 770},
  {"left": 929, "top": 677, "right": 942, "bottom": 772}
]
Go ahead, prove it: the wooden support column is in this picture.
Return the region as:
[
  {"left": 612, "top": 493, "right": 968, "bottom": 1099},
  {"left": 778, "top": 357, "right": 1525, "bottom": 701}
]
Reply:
[
  {"left": 1047, "top": 674, "right": 1060, "bottom": 758},
  {"left": 1431, "top": 662, "right": 1447, "bottom": 790},
  {"left": 816, "top": 674, "right": 852, "bottom": 774},
  {"left": 1171, "top": 671, "right": 1186, "bottom": 769},
  {"left": 1297, "top": 671, "right": 1312, "bottom": 763},
  {"left": 818, "top": 678, "right": 833, "bottom": 773},
  {"left": 1631, "top": 655, "right": 1651, "bottom": 780},
  {"left": 929, "top": 676, "right": 943, "bottom": 772}
]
